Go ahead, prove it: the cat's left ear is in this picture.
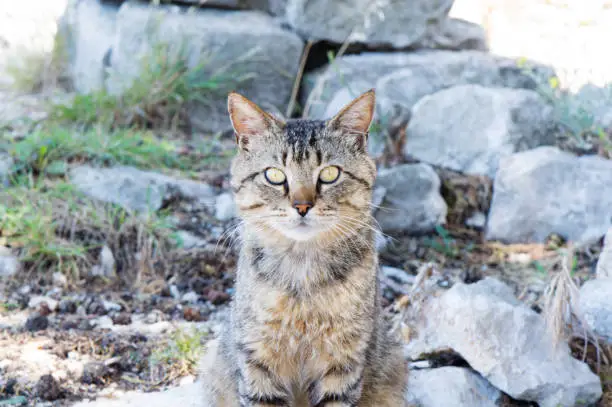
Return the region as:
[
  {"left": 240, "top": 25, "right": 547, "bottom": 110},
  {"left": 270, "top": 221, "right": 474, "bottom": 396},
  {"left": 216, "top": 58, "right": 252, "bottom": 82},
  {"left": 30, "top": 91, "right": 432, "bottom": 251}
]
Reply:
[
  {"left": 228, "top": 92, "right": 283, "bottom": 151},
  {"left": 327, "top": 89, "right": 375, "bottom": 149}
]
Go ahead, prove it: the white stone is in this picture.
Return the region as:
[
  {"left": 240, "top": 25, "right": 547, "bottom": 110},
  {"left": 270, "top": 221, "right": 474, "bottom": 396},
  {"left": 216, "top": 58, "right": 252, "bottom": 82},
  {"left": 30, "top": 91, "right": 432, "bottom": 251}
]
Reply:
[
  {"left": 286, "top": 0, "right": 454, "bottom": 48},
  {"left": 108, "top": 2, "right": 303, "bottom": 133},
  {"left": 28, "top": 296, "right": 58, "bottom": 312},
  {"left": 214, "top": 192, "right": 236, "bottom": 222},
  {"left": 405, "top": 277, "right": 602, "bottom": 407},
  {"left": 486, "top": 146, "right": 612, "bottom": 244},
  {"left": 0, "top": 253, "right": 20, "bottom": 278},
  {"left": 52, "top": 272, "right": 67, "bottom": 287},
  {"left": 597, "top": 228, "right": 612, "bottom": 279},
  {"left": 580, "top": 278, "right": 612, "bottom": 343},
  {"left": 181, "top": 292, "right": 199, "bottom": 305},
  {"left": 405, "top": 85, "right": 556, "bottom": 178},
  {"left": 374, "top": 164, "right": 447, "bottom": 234},
  {"left": 406, "top": 367, "right": 501, "bottom": 407},
  {"left": 70, "top": 165, "right": 216, "bottom": 213}
]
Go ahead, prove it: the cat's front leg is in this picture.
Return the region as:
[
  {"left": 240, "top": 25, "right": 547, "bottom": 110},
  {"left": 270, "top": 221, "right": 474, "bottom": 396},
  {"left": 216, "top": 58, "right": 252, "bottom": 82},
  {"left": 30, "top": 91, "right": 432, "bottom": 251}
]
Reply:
[
  {"left": 307, "top": 364, "right": 364, "bottom": 407},
  {"left": 236, "top": 349, "right": 290, "bottom": 407}
]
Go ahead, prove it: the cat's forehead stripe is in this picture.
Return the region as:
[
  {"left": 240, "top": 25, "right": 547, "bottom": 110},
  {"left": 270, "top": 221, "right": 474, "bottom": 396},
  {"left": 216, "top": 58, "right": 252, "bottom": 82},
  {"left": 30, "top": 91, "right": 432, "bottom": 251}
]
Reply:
[{"left": 284, "top": 119, "right": 326, "bottom": 164}]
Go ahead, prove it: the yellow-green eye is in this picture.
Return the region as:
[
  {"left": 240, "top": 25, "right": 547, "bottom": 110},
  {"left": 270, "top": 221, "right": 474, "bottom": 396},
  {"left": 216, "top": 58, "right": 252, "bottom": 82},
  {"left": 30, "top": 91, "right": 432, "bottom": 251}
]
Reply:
[
  {"left": 319, "top": 166, "right": 341, "bottom": 184},
  {"left": 264, "top": 167, "right": 286, "bottom": 185}
]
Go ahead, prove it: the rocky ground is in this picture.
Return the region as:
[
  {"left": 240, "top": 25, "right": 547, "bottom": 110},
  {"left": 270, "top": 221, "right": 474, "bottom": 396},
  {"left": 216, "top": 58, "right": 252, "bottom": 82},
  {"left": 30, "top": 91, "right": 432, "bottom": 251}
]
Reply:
[{"left": 1, "top": 0, "right": 612, "bottom": 406}]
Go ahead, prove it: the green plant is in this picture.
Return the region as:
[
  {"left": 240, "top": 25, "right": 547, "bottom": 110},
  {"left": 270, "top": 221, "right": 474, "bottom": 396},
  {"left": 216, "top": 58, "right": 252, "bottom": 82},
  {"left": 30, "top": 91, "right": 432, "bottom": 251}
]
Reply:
[
  {"left": 0, "top": 177, "right": 175, "bottom": 280},
  {"left": 149, "top": 327, "right": 205, "bottom": 383},
  {"left": 5, "top": 127, "right": 187, "bottom": 174},
  {"left": 422, "top": 225, "right": 461, "bottom": 258},
  {"left": 50, "top": 41, "right": 255, "bottom": 130},
  {"left": 518, "top": 60, "right": 612, "bottom": 155}
]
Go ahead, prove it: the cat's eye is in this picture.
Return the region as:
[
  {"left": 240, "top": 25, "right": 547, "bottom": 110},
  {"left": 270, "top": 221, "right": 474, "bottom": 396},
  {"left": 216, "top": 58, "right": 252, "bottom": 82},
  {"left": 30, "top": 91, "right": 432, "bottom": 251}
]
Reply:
[
  {"left": 264, "top": 167, "right": 286, "bottom": 185},
  {"left": 319, "top": 166, "right": 341, "bottom": 184}
]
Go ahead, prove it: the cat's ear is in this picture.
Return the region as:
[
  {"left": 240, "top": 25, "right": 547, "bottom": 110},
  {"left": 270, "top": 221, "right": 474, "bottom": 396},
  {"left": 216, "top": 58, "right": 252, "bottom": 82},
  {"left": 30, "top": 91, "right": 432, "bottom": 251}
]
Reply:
[
  {"left": 227, "top": 92, "right": 282, "bottom": 151},
  {"left": 328, "top": 89, "right": 375, "bottom": 149}
]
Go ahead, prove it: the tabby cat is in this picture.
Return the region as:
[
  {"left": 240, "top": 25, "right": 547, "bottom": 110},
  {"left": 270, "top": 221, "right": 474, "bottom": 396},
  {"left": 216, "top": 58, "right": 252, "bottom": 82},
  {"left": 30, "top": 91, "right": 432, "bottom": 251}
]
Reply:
[{"left": 200, "top": 89, "right": 407, "bottom": 407}]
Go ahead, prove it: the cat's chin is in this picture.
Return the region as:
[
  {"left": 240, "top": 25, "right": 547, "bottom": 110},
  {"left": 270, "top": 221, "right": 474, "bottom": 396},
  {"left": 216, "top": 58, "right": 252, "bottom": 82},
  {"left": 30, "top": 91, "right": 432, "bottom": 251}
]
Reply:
[{"left": 277, "top": 224, "right": 325, "bottom": 242}]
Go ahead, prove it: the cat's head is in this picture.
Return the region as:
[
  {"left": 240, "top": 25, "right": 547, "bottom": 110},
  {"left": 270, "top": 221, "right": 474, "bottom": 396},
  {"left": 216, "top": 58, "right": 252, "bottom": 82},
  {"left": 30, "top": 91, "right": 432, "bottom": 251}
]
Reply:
[{"left": 228, "top": 90, "right": 377, "bottom": 243}]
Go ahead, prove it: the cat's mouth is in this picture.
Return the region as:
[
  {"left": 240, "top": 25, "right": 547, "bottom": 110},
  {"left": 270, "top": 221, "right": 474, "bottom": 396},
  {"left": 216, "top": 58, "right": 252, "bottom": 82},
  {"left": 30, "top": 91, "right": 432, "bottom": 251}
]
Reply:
[{"left": 271, "top": 217, "right": 331, "bottom": 241}]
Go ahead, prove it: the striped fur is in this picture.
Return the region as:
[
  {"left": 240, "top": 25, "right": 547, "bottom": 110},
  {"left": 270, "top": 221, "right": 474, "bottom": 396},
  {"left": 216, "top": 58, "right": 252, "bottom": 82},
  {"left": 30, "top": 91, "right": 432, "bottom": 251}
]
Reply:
[{"left": 200, "top": 90, "right": 407, "bottom": 406}]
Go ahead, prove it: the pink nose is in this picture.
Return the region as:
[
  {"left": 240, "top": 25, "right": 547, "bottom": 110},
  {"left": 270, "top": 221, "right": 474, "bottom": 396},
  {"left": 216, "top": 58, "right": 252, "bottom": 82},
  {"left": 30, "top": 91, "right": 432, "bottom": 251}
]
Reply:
[{"left": 292, "top": 201, "right": 313, "bottom": 217}]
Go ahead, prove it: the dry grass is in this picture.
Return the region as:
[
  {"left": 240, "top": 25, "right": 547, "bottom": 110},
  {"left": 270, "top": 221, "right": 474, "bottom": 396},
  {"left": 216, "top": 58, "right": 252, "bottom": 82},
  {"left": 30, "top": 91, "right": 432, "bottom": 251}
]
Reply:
[{"left": 0, "top": 178, "right": 174, "bottom": 285}]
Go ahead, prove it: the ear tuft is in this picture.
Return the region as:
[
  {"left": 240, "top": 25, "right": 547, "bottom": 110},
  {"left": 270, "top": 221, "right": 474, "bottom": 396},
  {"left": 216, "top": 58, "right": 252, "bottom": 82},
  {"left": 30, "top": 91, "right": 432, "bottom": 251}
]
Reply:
[
  {"left": 329, "top": 89, "right": 376, "bottom": 136},
  {"left": 227, "top": 92, "right": 280, "bottom": 151}
]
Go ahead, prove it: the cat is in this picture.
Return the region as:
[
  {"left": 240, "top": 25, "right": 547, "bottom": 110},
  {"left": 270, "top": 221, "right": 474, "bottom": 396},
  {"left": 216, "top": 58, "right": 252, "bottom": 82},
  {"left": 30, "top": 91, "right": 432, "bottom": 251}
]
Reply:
[{"left": 200, "top": 89, "right": 407, "bottom": 407}]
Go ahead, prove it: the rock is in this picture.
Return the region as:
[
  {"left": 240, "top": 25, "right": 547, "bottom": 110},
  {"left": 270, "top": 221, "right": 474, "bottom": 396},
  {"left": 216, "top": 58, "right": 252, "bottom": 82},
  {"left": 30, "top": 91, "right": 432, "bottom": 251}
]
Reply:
[
  {"left": 406, "top": 367, "right": 501, "bottom": 407},
  {"left": 181, "top": 291, "right": 199, "bottom": 304},
  {"left": 285, "top": 0, "right": 453, "bottom": 48},
  {"left": 405, "top": 277, "right": 602, "bottom": 407},
  {"left": 59, "top": 0, "right": 119, "bottom": 93},
  {"left": 111, "top": 312, "right": 132, "bottom": 326},
  {"left": 70, "top": 165, "right": 216, "bottom": 213},
  {"left": 404, "top": 85, "right": 556, "bottom": 178},
  {"left": 303, "top": 50, "right": 555, "bottom": 121},
  {"left": 214, "top": 192, "right": 236, "bottom": 221},
  {"left": 169, "top": 284, "right": 181, "bottom": 300},
  {"left": 414, "top": 18, "right": 488, "bottom": 51},
  {"left": 580, "top": 279, "right": 612, "bottom": 342},
  {"left": 174, "top": 230, "right": 208, "bottom": 250},
  {"left": 58, "top": 299, "right": 77, "bottom": 314},
  {"left": 28, "top": 296, "right": 58, "bottom": 312},
  {"left": 0, "top": 252, "right": 20, "bottom": 278},
  {"left": 203, "top": 289, "right": 230, "bottom": 305},
  {"left": 108, "top": 2, "right": 303, "bottom": 133},
  {"left": 35, "top": 374, "right": 62, "bottom": 401},
  {"left": 373, "top": 164, "right": 447, "bottom": 234},
  {"left": 486, "top": 147, "right": 612, "bottom": 243},
  {"left": 52, "top": 272, "right": 67, "bottom": 288},
  {"left": 0, "top": 152, "right": 14, "bottom": 187},
  {"left": 381, "top": 266, "right": 415, "bottom": 285},
  {"left": 92, "top": 316, "right": 114, "bottom": 330},
  {"left": 466, "top": 211, "right": 487, "bottom": 229},
  {"left": 597, "top": 228, "right": 612, "bottom": 279},
  {"left": 81, "top": 362, "right": 110, "bottom": 385},
  {"left": 25, "top": 313, "right": 49, "bottom": 332},
  {"left": 102, "top": 300, "right": 121, "bottom": 313}
]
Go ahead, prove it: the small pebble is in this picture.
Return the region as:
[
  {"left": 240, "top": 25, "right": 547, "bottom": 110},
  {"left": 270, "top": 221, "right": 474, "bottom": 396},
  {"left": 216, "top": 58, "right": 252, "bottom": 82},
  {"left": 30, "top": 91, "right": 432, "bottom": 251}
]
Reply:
[
  {"left": 25, "top": 313, "right": 49, "bottom": 332},
  {"left": 35, "top": 374, "right": 62, "bottom": 401}
]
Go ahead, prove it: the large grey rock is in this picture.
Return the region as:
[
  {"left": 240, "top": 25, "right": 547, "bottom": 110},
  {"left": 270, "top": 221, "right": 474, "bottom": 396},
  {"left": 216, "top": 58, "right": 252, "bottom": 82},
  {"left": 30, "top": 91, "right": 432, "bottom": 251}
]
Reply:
[
  {"left": 303, "top": 50, "right": 555, "bottom": 121},
  {"left": 486, "top": 146, "right": 612, "bottom": 244},
  {"left": 414, "top": 18, "right": 488, "bottom": 51},
  {"left": 108, "top": 3, "right": 303, "bottom": 133},
  {"left": 404, "top": 85, "right": 557, "bottom": 178},
  {"left": 405, "top": 277, "right": 602, "bottom": 407},
  {"left": 374, "top": 164, "right": 447, "bottom": 234},
  {"left": 59, "top": 0, "right": 118, "bottom": 93},
  {"left": 580, "top": 279, "right": 612, "bottom": 342},
  {"left": 406, "top": 367, "right": 501, "bottom": 407},
  {"left": 285, "top": 0, "right": 453, "bottom": 48},
  {"left": 597, "top": 228, "right": 612, "bottom": 279},
  {"left": 70, "top": 165, "right": 216, "bottom": 213}
]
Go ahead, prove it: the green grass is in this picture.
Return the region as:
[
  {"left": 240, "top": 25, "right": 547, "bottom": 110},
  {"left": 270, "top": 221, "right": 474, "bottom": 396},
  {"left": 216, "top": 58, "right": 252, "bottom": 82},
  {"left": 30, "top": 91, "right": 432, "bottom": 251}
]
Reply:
[
  {"left": 518, "top": 61, "right": 612, "bottom": 155},
  {"left": 149, "top": 327, "right": 205, "bottom": 383},
  {"left": 49, "top": 41, "right": 254, "bottom": 131},
  {"left": 0, "top": 177, "right": 175, "bottom": 279},
  {"left": 4, "top": 127, "right": 189, "bottom": 175}
]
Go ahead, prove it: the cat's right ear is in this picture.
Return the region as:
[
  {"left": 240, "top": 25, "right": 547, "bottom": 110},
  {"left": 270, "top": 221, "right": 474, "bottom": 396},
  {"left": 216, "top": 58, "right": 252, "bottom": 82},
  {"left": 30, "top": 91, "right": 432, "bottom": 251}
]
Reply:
[{"left": 228, "top": 92, "right": 281, "bottom": 151}]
